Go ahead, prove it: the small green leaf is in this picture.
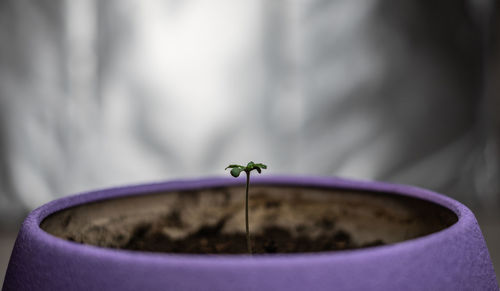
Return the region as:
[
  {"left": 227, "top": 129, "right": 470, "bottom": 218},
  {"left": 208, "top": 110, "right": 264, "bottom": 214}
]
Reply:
[
  {"left": 230, "top": 167, "right": 243, "bottom": 177},
  {"left": 225, "top": 164, "right": 243, "bottom": 170},
  {"left": 226, "top": 162, "right": 266, "bottom": 177},
  {"left": 255, "top": 163, "right": 267, "bottom": 169}
]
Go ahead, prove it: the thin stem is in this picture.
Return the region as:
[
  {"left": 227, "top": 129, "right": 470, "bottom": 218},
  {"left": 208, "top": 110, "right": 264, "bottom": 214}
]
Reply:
[{"left": 245, "top": 171, "right": 252, "bottom": 254}]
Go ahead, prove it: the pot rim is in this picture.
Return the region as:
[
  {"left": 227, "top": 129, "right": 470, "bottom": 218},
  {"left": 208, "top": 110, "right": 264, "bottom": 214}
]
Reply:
[{"left": 26, "top": 175, "right": 471, "bottom": 267}]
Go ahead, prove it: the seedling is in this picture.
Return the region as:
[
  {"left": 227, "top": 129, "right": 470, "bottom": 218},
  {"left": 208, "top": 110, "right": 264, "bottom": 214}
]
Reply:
[{"left": 225, "top": 161, "right": 267, "bottom": 254}]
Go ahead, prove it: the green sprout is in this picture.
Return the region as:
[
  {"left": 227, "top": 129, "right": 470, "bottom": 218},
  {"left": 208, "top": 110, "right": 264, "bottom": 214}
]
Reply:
[{"left": 225, "top": 161, "right": 267, "bottom": 254}]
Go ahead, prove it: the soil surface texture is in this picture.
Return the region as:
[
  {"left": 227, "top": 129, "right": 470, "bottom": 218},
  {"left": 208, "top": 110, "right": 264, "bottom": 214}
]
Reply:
[{"left": 122, "top": 216, "right": 384, "bottom": 254}]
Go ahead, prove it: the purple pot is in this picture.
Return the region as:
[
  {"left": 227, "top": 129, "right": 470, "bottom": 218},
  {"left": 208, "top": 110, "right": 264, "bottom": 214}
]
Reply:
[{"left": 3, "top": 176, "right": 498, "bottom": 291}]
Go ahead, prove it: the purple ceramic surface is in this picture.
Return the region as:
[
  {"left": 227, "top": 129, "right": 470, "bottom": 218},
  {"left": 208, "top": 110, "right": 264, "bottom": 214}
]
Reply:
[{"left": 3, "top": 176, "right": 499, "bottom": 291}]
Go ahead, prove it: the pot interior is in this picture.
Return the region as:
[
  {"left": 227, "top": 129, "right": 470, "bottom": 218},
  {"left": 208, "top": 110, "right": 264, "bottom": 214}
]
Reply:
[{"left": 41, "top": 185, "right": 458, "bottom": 253}]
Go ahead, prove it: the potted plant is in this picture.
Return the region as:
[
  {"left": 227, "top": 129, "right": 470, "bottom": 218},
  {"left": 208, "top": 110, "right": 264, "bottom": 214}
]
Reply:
[{"left": 3, "top": 165, "right": 498, "bottom": 290}]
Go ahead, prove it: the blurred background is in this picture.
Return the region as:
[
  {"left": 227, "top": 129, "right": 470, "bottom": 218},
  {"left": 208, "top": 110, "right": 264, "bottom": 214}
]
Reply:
[{"left": 1, "top": 0, "right": 499, "bottom": 284}]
